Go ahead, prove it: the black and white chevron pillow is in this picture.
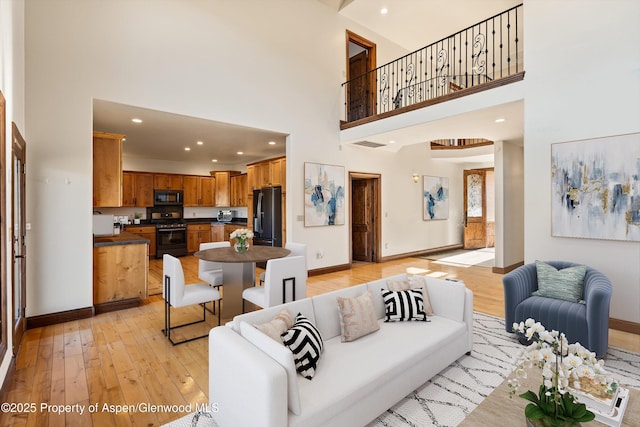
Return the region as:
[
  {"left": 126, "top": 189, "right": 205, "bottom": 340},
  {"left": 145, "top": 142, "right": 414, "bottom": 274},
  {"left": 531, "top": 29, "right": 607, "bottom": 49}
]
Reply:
[
  {"left": 381, "top": 289, "right": 428, "bottom": 322},
  {"left": 281, "top": 313, "right": 324, "bottom": 379}
]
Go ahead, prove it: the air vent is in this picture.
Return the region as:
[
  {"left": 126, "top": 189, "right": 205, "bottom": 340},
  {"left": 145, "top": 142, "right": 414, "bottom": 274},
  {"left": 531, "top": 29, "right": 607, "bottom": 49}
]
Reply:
[{"left": 353, "top": 141, "right": 386, "bottom": 148}]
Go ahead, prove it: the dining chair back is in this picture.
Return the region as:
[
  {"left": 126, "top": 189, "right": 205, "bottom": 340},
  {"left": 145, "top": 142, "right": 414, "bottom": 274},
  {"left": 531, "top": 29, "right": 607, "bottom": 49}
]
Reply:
[
  {"left": 198, "top": 241, "right": 230, "bottom": 286},
  {"left": 243, "top": 256, "right": 306, "bottom": 311},
  {"left": 163, "top": 254, "right": 221, "bottom": 345}
]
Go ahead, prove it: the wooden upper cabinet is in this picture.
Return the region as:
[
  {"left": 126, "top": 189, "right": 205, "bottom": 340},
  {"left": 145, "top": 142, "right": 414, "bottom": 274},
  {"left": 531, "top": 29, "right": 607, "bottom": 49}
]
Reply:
[
  {"left": 214, "top": 171, "right": 231, "bottom": 207},
  {"left": 230, "top": 173, "right": 247, "bottom": 206},
  {"left": 258, "top": 162, "right": 271, "bottom": 188},
  {"left": 154, "top": 174, "right": 183, "bottom": 190},
  {"left": 246, "top": 164, "right": 259, "bottom": 192},
  {"left": 122, "top": 172, "right": 153, "bottom": 207},
  {"left": 270, "top": 157, "right": 285, "bottom": 192},
  {"left": 93, "top": 131, "right": 124, "bottom": 207},
  {"left": 184, "top": 175, "right": 215, "bottom": 207},
  {"left": 246, "top": 156, "right": 286, "bottom": 193}
]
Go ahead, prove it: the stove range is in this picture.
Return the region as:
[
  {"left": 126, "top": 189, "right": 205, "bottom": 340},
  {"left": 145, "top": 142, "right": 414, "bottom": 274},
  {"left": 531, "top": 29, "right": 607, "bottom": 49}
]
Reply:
[
  {"left": 155, "top": 222, "right": 186, "bottom": 229},
  {"left": 148, "top": 207, "right": 187, "bottom": 258}
]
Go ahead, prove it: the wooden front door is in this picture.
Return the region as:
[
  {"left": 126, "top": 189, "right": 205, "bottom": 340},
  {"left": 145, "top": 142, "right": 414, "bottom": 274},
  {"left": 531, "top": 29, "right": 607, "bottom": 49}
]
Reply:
[
  {"left": 352, "top": 179, "right": 375, "bottom": 262},
  {"left": 463, "top": 169, "right": 487, "bottom": 249}
]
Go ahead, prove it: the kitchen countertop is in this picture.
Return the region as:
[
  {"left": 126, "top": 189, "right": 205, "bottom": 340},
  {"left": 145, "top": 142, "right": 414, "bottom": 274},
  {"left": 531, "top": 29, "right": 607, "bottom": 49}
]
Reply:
[{"left": 93, "top": 231, "right": 151, "bottom": 247}]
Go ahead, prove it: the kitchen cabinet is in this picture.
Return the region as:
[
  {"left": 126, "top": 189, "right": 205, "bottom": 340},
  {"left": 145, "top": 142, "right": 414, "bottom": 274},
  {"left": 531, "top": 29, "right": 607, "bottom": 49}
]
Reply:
[
  {"left": 270, "top": 157, "right": 285, "bottom": 190},
  {"left": 126, "top": 225, "right": 156, "bottom": 257},
  {"left": 230, "top": 173, "right": 247, "bottom": 206},
  {"left": 93, "top": 131, "right": 124, "bottom": 207},
  {"left": 93, "top": 237, "right": 148, "bottom": 313},
  {"left": 154, "top": 174, "right": 183, "bottom": 190},
  {"left": 246, "top": 156, "right": 286, "bottom": 191},
  {"left": 224, "top": 224, "right": 246, "bottom": 243},
  {"left": 122, "top": 172, "right": 154, "bottom": 207},
  {"left": 211, "top": 224, "right": 225, "bottom": 242},
  {"left": 213, "top": 171, "right": 231, "bottom": 207},
  {"left": 187, "top": 223, "right": 212, "bottom": 253},
  {"left": 246, "top": 164, "right": 259, "bottom": 192},
  {"left": 184, "top": 175, "right": 215, "bottom": 207}
]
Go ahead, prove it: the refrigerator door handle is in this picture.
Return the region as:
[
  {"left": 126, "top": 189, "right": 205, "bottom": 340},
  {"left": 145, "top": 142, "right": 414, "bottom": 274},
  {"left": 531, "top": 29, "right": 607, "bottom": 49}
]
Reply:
[{"left": 254, "top": 191, "right": 263, "bottom": 233}]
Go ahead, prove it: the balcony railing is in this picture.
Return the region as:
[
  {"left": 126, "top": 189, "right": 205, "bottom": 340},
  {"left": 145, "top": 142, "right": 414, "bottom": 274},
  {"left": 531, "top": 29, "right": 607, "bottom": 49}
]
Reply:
[{"left": 342, "top": 4, "right": 523, "bottom": 124}]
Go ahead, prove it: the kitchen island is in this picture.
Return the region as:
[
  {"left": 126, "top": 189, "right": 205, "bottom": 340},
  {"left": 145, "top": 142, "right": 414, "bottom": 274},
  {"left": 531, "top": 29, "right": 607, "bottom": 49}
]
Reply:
[{"left": 93, "top": 231, "right": 149, "bottom": 314}]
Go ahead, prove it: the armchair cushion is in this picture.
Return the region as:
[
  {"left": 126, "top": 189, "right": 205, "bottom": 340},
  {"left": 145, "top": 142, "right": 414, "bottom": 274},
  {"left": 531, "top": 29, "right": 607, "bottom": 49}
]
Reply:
[{"left": 533, "top": 260, "right": 586, "bottom": 302}]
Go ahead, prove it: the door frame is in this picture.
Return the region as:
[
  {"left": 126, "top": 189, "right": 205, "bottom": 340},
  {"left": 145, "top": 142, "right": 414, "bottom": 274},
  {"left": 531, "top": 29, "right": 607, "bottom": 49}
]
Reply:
[
  {"left": 0, "top": 91, "right": 7, "bottom": 361},
  {"left": 11, "top": 122, "right": 26, "bottom": 356},
  {"left": 346, "top": 30, "right": 377, "bottom": 120},
  {"left": 349, "top": 172, "right": 381, "bottom": 265}
]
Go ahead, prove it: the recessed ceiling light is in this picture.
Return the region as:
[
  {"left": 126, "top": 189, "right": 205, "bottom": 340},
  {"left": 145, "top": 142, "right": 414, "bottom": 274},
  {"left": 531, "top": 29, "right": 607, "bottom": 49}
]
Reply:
[
  {"left": 268, "top": 141, "right": 276, "bottom": 145},
  {"left": 237, "top": 151, "right": 244, "bottom": 155},
  {"left": 131, "top": 118, "right": 143, "bottom": 123},
  {"left": 495, "top": 118, "right": 506, "bottom": 123},
  {"left": 380, "top": 7, "right": 388, "bottom": 14},
  {"left": 122, "top": 138, "right": 126, "bottom": 142},
  {"left": 184, "top": 147, "right": 191, "bottom": 151},
  {"left": 211, "top": 159, "right": 218, "bottom": 163},
  {"left": 389, "top": 140, "right": 396, "bottom": 144},
  {"left": 196, "top": 141, "right": 203, "bottom": 145}
]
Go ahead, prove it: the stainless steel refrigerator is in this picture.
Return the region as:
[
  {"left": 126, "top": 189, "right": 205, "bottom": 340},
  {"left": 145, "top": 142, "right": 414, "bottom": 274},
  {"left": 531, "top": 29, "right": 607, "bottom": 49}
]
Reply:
[{"left": 252, "top": 186, "right": 282, "bottom": 247}]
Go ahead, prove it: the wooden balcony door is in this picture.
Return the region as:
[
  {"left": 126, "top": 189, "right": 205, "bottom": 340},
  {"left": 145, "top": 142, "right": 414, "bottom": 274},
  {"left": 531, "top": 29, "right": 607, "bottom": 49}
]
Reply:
[
  {"left": 346, "top": 31, "right": 376, "bottom": 122},
  {"left": 463, "top": 169, "right": 487, "bottom": 249}
]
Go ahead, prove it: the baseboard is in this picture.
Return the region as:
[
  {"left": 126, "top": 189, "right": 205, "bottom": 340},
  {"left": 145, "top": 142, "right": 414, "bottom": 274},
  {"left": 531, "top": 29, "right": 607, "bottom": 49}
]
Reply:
[
  {"left": 0, "top": 355, "right": 16, "bottom": 402},
  {"left": 94, "top": 298, "right": 141, "bottom": 315},
  {"left": 610, "top": 317, "right": 640, "bottom": 335},
  {"left": 308, "top": 263, "right": 351, "bottom": 277},
  {"left": 380, "top": 243, "right": 464, "bottom": 262},
  {"left": 26, "top": 306, "right": 94, "bottom": 329},
  {"left": 492, "top": 261, "right": 524, "bottom": 275}
]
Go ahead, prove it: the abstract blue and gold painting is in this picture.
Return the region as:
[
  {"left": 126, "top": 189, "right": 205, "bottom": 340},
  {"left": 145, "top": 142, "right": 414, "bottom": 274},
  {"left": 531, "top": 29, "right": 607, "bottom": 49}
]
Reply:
[
  {"left": 423, "top": 176, "right": 449, "bottom": 221},
  {"left": 551, "top": 133, "right": 640, "bottom": 241},
  {"left": 304, "top": 162, "right": 345, "bottom": 226}
]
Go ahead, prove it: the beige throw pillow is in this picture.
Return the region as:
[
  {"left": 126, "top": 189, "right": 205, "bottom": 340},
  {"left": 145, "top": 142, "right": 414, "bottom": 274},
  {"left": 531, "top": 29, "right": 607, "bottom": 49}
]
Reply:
[
  {"left": 336, "top": 289, "right": 380, "bottom": 342},
  {"left": 254, "top": 309, "right": 294, "bottom": 343},
  {"left": 387, "top": 276, "right": 434, "bottom": 316}
]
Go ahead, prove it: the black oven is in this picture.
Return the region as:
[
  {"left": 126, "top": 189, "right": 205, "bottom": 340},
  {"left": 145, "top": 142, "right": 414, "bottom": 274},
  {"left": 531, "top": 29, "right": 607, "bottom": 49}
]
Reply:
[
  {"left": 156, "top": 225, "right": 187, "bottom": 258},
  {"left": 154, "top": 189, "right": 183, "bottom": 206}
]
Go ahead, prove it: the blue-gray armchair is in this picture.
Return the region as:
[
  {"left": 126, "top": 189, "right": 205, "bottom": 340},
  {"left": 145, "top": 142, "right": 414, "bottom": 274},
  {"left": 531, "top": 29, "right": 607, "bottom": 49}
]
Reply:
[{"left": 503, "top": 261, "right": 612, "bottom": 358}]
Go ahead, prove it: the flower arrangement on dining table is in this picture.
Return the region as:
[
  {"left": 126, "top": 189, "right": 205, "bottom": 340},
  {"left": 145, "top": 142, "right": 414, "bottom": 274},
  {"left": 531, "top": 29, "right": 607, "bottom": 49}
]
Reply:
[
  {"left": 230, "top": 228, "right": 254, "bottom": 253},
  {"left": 508, "top": 318, "right": 618, "bottom": 427}
]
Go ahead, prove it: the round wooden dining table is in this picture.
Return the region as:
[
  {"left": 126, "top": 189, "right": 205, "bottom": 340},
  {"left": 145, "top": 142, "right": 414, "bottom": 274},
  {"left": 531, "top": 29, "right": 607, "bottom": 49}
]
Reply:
[{"left": 194, "top": 245, "right": 290, "bottom": 319}]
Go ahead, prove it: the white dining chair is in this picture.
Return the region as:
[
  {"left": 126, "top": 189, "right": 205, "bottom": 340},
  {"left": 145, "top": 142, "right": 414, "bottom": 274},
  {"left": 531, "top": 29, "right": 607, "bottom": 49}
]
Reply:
[
  {"left": 198, "top": 241, "right": 230, "bottom": 314},
  {"left": 243, "top": 255, "right": 307, "bottom": 312},
  {"left": 163, "top": 254, "right": 221, "bottom": 345},
  {"left": 258, "top": 242, "right": 307, "bottom": 286}
]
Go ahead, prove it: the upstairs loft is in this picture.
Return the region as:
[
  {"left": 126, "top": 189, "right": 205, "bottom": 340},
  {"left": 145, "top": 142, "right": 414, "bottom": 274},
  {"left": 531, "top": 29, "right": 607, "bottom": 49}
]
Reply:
[{"left": 340, "top": 3, "right": 524, "bottom": 142}]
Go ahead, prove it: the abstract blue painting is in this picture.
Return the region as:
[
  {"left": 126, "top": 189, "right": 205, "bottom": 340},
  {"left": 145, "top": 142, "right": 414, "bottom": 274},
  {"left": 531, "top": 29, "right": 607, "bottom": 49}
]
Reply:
[
  {"left": 304, "top": 162, "right": 345, "bottom": 226},
  {"left": 423, "top": 176, "right": 449, "bottom": 220},
  {"left": 551, "top": 133, "right": 640, "bottom": 241}
]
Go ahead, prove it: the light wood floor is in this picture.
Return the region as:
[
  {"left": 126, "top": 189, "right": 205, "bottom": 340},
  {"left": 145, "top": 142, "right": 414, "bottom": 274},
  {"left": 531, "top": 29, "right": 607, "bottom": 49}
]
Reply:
[{"left": 2, "top": 256, "right": 638, "bottom": 426}]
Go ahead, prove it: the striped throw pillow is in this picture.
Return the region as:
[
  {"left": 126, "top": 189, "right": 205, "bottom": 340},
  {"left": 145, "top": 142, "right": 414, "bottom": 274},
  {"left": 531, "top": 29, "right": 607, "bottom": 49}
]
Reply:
[
  {"left": 281, "top": 313, "right": 324, "bottom": 380},
  {"left": 533, "top": 260, "right": 586, "bottom": 302},
  {"left": 381, "top": 289, "right": 428, "bottom": 322}
]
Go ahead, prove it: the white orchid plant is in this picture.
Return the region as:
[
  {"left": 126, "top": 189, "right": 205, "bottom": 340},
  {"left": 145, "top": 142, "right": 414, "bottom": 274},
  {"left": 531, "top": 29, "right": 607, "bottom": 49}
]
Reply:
[{"left": 508, "top": 318, "right": 618, "bottom": 426}]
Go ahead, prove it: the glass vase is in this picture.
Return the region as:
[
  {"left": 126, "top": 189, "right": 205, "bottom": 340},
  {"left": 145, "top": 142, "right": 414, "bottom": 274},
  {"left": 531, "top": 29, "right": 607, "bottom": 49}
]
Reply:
[{"left": 235, "top": 241, "right": 249, "bottom": 253}]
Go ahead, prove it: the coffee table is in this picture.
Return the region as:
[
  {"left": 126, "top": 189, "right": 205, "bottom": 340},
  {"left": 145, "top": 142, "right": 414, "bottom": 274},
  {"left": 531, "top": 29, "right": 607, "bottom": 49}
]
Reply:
[{"left": 459, "top": 370, "right": 639, "bottom": 426}]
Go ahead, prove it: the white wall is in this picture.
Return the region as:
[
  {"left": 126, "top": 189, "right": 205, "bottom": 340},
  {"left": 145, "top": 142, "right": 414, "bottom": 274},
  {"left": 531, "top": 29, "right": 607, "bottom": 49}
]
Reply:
[
  {"left": 23, "top": 0, "right": 412, "bottom": 318},
  {"left": 524, "top": 1, "right": 640, "bottom": 323},
  {"left": 0, "top": 0, "right": 25, "bottom": 391}
]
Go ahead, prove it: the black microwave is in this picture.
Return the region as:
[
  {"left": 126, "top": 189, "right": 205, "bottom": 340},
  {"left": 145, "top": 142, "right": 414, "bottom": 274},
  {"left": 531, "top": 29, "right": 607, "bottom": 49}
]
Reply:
[{"left": 154, "top": 189, "right": 183, "bottom": 206}]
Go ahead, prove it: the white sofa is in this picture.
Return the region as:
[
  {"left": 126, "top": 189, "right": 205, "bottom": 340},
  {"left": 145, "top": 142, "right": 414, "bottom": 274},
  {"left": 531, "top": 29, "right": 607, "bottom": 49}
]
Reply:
[{"left": 208, "top": 273, "right": 474, "bottom": 427}]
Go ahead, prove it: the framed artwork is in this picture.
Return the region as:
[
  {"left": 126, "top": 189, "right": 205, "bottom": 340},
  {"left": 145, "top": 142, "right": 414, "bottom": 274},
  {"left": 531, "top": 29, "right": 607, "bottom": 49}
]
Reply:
[
  {"left": 304, "top": 162, "right": 345, "bottom": 226},
  {"left": 423, "top": 176, "right": 449, "bottom": 220},
  {"left": 551, "top": 133, "right": 640, "bottom": 241}
]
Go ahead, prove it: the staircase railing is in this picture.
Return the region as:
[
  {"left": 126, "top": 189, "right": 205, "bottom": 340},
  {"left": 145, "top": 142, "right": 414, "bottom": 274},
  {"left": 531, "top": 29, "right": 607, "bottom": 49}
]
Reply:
[{"left": 342, "top": 4, "right": 523, "bottom": 123}]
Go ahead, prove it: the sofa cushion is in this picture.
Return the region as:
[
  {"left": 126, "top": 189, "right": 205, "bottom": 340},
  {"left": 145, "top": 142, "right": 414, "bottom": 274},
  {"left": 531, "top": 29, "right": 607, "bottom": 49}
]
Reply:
[
  {"left": 533, "top": 260, "right": 586, "bottom": 302},
  {"left": 336, "top": 289, "right": 380, "bottom": 342},
  {"left": 254, "top": 308, "right": 295, "bottom": 343},
  {"left": 366, "top": 273, "right": 409, "bottom": 318},
  {"left": 381, "top": 289, "right": 427, "bottom": 321},
  {"left": 240, "top": 321, "right": 302, "bottom": 415},
  {"left": 387, "top": 276, "right": 434, "bottom": 316},
  {"left": 425, "top": 278, "right": 466, "bottom": 322},
  {"left": 282, "top": 313, "right": 324, "bottom": 380},
  {"left": 311, "top": 284, "right": 370, "bottom": 340},
  {"left": 232, "top": 298, "right": 315, "bottom": 333},
  {"left": 291, "top": 315, "right": 467, "bottom": 427}
]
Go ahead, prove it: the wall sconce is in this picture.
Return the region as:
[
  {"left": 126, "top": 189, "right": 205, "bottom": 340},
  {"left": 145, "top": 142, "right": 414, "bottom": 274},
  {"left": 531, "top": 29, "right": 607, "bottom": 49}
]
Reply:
[{"left": 412, "top": 173, "right": 420, "bottom": 183}]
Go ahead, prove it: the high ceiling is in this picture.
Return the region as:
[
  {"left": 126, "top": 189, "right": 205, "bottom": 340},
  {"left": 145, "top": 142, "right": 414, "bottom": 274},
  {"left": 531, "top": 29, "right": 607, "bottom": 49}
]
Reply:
[{"left": 92, "top": 0, "right": 523, "bottom": 167}]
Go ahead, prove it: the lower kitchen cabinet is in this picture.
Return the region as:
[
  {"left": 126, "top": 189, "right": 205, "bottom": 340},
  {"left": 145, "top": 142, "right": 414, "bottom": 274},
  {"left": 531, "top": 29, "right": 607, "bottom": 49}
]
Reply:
[
  {"left": 211, "top": 224, "right": 225, "bottom": 242},
  {"left": 126, "top": 225, "right": 156, "bottom": 257},
  {"left": 187, "top": 224, "right": 212, "bottom": 253},
  {"left": 93, "top": 240, "right": 148, "bottom": 313}
]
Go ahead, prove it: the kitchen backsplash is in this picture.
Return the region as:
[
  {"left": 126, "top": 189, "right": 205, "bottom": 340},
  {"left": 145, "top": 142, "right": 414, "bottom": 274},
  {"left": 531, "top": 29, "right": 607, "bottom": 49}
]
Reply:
[{"left": 95, "top": 206, "right": 248, "bottom": 222}]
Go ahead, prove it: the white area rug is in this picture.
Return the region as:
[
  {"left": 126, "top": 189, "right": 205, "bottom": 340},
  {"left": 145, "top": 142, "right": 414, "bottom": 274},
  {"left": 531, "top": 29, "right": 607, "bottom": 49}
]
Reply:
[
  {"left": 423, "top": 248, "right": 495, "bottom": 268},
  {"left": 164, "top": 313, "right": 640, "bottom": 427}
]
